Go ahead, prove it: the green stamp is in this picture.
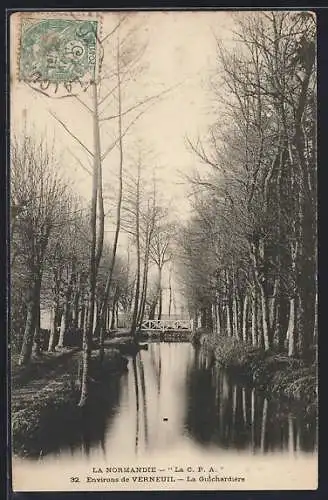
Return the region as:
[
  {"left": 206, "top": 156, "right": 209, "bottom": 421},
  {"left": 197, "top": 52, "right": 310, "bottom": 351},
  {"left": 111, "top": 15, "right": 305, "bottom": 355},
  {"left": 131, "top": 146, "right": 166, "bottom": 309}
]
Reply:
[{"left": 19, "top": 19, "right": 98, "bottom": 92}]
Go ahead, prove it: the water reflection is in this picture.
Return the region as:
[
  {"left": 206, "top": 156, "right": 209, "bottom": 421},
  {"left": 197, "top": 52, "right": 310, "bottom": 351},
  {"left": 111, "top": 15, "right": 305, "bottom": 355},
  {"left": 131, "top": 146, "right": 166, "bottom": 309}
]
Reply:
[
  {"left": 38, "top": 374, "right": 122, "bottom": 460},
  {"left": 41, "top": 342, "right": 316, "bottom": 462},
  {"left": 113, "top": 342, "right": 193, "bottom": 457},
  {"left": 185, "top": 345, "right": 317, "bottom": 454}
]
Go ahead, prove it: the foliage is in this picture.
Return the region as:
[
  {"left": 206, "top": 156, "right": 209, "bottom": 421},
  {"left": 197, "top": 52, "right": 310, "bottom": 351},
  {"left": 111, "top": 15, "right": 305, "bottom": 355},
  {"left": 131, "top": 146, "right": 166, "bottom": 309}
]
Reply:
[{"left": 200, "top": 333, "right": 317, "bottom": 411}]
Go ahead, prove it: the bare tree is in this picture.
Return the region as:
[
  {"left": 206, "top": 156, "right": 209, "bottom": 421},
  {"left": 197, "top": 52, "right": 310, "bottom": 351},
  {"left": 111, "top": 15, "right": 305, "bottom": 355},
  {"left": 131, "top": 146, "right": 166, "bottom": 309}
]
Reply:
[
  {"left": 11, "top": 134, "right": 67, "bottom": 365},
  {"left": 149, "top": 220, "right": 173, "bottom": 320},
  {"left": 180, "top": 12, "right": 316, "bottom": 360}
]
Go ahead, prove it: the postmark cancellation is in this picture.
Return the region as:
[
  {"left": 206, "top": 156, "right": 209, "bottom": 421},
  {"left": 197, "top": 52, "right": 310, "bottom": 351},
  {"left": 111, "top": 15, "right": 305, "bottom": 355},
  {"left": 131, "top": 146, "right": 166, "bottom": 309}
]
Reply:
[{"left": 11, "top": 12, "right": 102, "bottom": 96}]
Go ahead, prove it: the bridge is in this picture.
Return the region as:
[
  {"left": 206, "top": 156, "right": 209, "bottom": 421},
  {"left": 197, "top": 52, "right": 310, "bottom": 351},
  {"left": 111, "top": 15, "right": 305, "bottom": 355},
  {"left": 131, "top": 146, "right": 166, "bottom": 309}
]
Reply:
[
  {"left": 140, "top": 318, "right": 194, "bottom": 333},
  {"left": 140, "top": 319, "right": 194, "bottom": 342},
  {"left": 141, "top": 318, "right": 193, "bottom": 332}
]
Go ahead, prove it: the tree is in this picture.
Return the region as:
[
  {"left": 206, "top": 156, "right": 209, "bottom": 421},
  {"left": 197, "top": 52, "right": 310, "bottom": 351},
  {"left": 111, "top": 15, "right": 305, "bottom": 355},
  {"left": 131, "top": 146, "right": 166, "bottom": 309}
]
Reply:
[
  {"left": 45, "top": 16, "right": 175, "bottom": 400},
  {"left": 179, "top": 12, "right": 316, "bottom": 360},
  {"left": 149, "top": 220, "right": 173, "bottom": 320},
  {"left": 11, "top": 133, "right": 67, "bottom": 365},
  {"left": 137, "top": 178, "right": 165, "bottom": 328},
  {"left": 45, "top": 199, "right": 90, "bottom": 351},
  {"left": 124, "top": 157, "right": 142, "bottom": 337},
  {"left": 41, "top": 15, "right": 171, "bottom": 404}
]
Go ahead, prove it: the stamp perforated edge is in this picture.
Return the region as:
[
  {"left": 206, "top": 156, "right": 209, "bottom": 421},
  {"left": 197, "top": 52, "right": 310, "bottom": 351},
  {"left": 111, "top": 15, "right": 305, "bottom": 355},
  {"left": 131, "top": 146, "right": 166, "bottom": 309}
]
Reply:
[{"left": 11, "top": 11, "right": 103, "bottom": 86}]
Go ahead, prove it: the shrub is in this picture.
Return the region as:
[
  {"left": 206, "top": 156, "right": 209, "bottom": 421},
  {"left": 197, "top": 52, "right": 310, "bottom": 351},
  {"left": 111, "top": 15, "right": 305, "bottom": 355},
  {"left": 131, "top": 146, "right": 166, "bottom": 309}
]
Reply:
[{"left": 197, "top": 333, "right": 318, "bottom": 409}]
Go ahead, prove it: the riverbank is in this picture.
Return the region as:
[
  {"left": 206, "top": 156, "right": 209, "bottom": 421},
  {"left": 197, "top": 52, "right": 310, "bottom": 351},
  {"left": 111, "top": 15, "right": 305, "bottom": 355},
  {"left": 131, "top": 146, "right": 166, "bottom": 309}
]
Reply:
[
  {"left": 104, "top": 331, "right": 149, "bottom": 354},
  {"left": 11, "top": 344, "right": 128, "bottom": 457},
  {"left": 195, "top": 333, "right": 317, "bottom": 415}
]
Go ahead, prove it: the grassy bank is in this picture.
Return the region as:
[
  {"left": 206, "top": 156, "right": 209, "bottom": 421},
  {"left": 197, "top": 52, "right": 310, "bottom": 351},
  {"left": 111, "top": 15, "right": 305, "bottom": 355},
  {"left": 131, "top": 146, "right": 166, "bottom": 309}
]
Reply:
[
  {"left": 198, "top": 333, "right": 317, "bottom": 414},
  {"left": 12, "top": 347, "right": 128, "bottom": 457}
]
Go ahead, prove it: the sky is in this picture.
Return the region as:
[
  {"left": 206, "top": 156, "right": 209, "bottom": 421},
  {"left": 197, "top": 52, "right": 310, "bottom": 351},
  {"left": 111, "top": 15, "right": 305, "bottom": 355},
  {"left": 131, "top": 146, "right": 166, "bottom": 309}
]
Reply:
[
  {"left": 11, "top": 11, "right": 236, "bottom": 211},
  {"left": 10, "top": 10, "right": 237, "bottom": 313}
]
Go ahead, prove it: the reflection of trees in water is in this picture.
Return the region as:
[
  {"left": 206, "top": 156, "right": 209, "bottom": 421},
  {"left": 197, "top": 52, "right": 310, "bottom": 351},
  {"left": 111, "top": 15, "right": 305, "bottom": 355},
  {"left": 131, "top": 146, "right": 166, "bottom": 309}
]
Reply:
[
  {"left": 132, "top": 356, "right": 140, "bottom": 453},
  {"left": 149, "top": 342, "right": 161, "bottom": 395},
  {"left": 132, "top": 352, "right": 149, "bottom": 454},
  {"left": 22, "top": 372, "right": 123, "bottom": 459},
  {"left": 185, "top": 347, "right": 317, "bottom": 453},
  {"left": 137, "top": 354, "right": 149, "bottom": 446},
  {"left": 59, "top": 375, "right": 123, "bottom": 459}
]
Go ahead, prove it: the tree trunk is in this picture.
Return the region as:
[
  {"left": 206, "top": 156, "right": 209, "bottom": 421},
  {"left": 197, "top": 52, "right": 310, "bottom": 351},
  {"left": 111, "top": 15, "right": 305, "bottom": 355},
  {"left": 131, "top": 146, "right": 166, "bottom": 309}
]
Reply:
[
  {"left": 48, "top": 300, "right": 58, "bottom": 352},
  {"left": 79, "top": 301, "right": 86, "bottom": 331},
  {"left": 130, "top": 191, "right": 141, "bottom": 336},
  {"left": 137, "top": 238, "right": 151, "bottom": 328},
  {"left": 109, "top": 287, "right": 119, "bottom": 331},
  {"left": 232, "top": 290, "right": 239, "bottom": 340},
  {"left": 271, "top": 277, "right": 281, "bottom": 347},
  {"left": 96, "top": 35, "right": 124, "bottom": 362},
  {"left": 277, "top": 296, "right": 288, "bottom": 352},
  {"left": 226, "top": 303, "right": 232, "bottom": 337},
  {"left": 94, "top": 299, "right": 100, "bottom": 338},
  {"left": 19, "top": 302, "right": 35, "bottom": 365},
  {"left": 212, "top": 303, "right": 217, "bottom": 336},
  {"left": 251, "top": 290, "right": 257, "bottom": 346},
  {"left": 313, "top": 287, "right": 318, "bottom": 344},
  {"left": 148, "top": 299, "right": 157, "bottom": 321},
  {"left": 58, "top": 260, "right": 76, "bottom": 348},
  {"left": 296, "top": 290, "right": 307, "bottom": 359},
  {"left": 287, "top": 297, "right": 296, "bottom": 357},
  {"left": 168, "top": 267, "right": 173, "bottom": 318},
  {"left": 57, "top": 298, "right": 70, "bottom": 348},
  {"left": 250, "top": 240, "right": 270, "bottom": 349},
  {"left": 269, "top": 277, "right": 279, "bottom": 333},
  {"left": 95, "top": 155, "right": 104, "bottom": 278},
  {"left": 242, "top": 292, "right": 249, "bottom": 343},
  {"left": 218, "top": 304, "right": 222, "bottom": 336},
  {"left": 200, "top": 307, "right": 207, "bottom": 329},
  {"left": 72, "top": 286, "right": 80, "bottom": 330},
  {"left": 116, "top": 303, "right": 119, "bottom": 329},
  {"left": 78, "top": 82, "right": 100, "bottom": 407},
  {"left": 259, "top": 284, "right": 271, "bottom": 351},
  {"left": 83, "top": 303, "right": 89, "bottom": 334},
  {"left": 206, "top": 304, "right": 213, "bottom": 330},
  {"left": 32, "top": 295, "right": 41, "bottom": 357},
  {"left": 157, "top": 266, "right": 163, "bottom": 321},
  {"left": 110, "top": 303, "right": 116, "bottom": 330},
  {"left": 105, "top": 305, "right": 109, "bottom": 330},
  {"left": 19, "top": 277, "right": 41, "bottom": 365},
  {"left": 257, "top": 290, "right": 264, "bottom": 349}
]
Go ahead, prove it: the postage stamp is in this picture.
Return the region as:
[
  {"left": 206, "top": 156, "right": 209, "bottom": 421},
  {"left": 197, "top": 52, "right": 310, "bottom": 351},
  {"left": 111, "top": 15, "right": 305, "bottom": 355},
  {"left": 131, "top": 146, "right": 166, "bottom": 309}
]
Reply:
[{"left": 18, "top": 16, "right": 99, "bottom": 95}]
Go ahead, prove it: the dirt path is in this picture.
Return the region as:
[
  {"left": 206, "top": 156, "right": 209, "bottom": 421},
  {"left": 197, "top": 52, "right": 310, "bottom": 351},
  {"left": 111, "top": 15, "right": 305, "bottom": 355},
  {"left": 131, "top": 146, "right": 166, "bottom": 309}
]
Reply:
[
  {"left": 11, "top": 332, "right": 134, "bottom": 413},
  {"left": 11, "top": 348, "right": 81, "bottom": 412}
]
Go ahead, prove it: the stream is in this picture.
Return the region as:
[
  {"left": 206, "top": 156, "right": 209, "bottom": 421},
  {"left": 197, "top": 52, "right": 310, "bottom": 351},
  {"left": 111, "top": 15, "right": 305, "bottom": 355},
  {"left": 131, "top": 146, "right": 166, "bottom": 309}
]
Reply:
[{"left": 12, "top": 341, "right": 318, "bottom": 490}]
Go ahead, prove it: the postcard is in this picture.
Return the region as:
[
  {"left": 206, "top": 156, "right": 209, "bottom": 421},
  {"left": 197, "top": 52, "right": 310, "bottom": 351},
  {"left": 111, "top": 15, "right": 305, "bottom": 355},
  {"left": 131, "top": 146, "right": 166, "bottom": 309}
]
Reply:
[{"left": 9, "top": 9, "right": 318, "bottom": 492}]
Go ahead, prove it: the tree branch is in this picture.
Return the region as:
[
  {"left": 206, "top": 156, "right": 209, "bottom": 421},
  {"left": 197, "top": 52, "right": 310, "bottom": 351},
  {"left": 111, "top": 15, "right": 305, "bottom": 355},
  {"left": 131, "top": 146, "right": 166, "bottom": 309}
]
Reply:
[
  {"left": 100, "top": 102, "right": 155, "bottom": 161},
  {"left": 49, "top": 111, "right": 94, "bottom": 158},
  {"left": 99, "top": 85, "right": 178, "bottom": 121},
  {"left": 73, "top": 94, "right": 94, "bottom": 114},
  {"left": 66, "top": 148, "right": 92, "bottom": 176}
]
